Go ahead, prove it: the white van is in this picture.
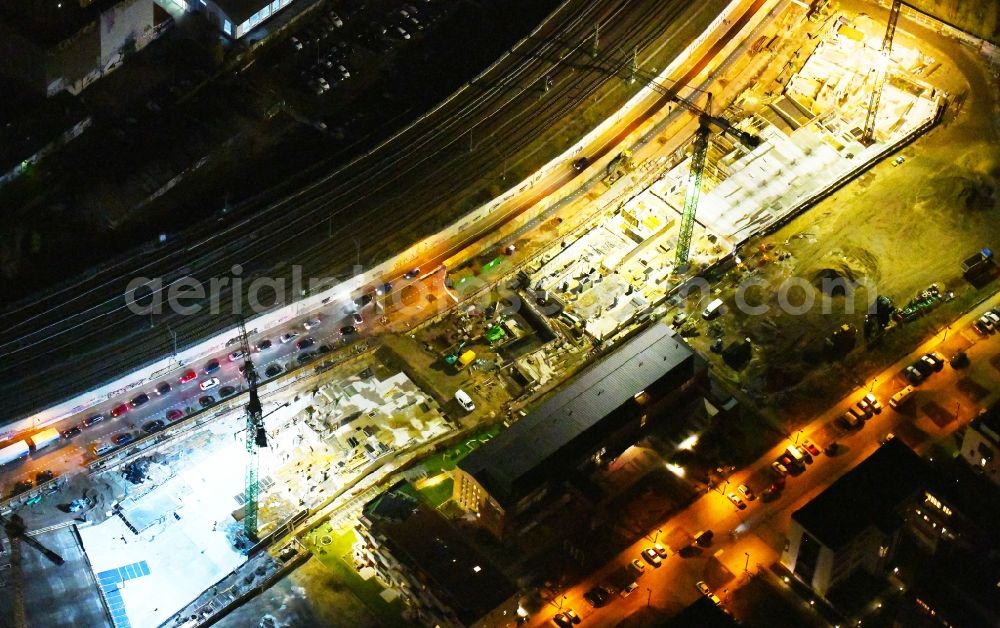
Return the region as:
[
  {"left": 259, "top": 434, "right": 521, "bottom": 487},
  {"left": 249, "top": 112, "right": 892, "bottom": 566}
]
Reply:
[
  {"left": 889, "top": 385, "right": 915, "bottom": 409},
  {"left": 702, "top": 298, "right": 724, "bottom": 319},
  {"left": 93, "top": 442, "right": 116, "bottom": 457},
  {"left": 455, "top": 389, "right": 475, "bottom": 412}
]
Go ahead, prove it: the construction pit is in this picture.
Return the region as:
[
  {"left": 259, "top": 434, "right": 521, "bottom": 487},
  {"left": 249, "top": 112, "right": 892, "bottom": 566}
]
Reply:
[
  {"left": 676, "top": 5, "right": 1000, "bottom": 417},
  {"left": 526, "top": 8, "right": 947, "bottom": 343}
]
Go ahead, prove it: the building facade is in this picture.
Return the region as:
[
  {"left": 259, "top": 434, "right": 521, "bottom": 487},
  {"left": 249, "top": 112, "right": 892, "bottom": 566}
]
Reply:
[
  {"left": 960, "top": 410, "right": 1000, "bottom": 485},
  {"left": 783, "top": 439, "right": 960, "bottom": 600},
  {"left": 357, "top": 484, "right": 521, "bottom": 628},
  {"left": 197, "top": 0, "right": 295, "bottom": 39},
  {"left": 0, "top": 0, "right": 162, "bottom": 96}
]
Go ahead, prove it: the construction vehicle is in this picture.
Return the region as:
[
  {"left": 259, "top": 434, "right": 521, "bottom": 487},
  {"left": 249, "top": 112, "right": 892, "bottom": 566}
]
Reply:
[
  {"left": 603, "top": 150, "right": 633, "bottom": 185},
  {"left": 895, "top": 284, "right": 943, "bottom": 322},
  {"left": 444, "top": 341, "right": 466, "bottom": 366},
  {"left": 457, "top": 350, "right": 477, "bottom": 369},
  {"left": 961, "top": 247, "right": 993, "bottom": 279}
]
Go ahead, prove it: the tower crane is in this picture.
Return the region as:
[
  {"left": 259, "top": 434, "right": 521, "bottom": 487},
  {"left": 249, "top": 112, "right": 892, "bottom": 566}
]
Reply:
[
  {"left": 579, "top": 60, "right": 762, "bottom": 268},
  {"left": 862, "top": 0, "right": 902, "bottom": 144},
  {"left": 237, "top": 317, "right": 267, "bottom": 540}
]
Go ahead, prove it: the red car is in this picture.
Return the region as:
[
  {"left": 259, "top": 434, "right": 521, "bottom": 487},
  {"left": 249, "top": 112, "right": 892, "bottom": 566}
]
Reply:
[
  {"left": 110, "top": 403, "right": 129, "bottom": 418},
  {"left": 179, "top": 370, "right": 197, "bottom": 383},
  {"left": 166, "top": 409, "right": 184, "bottom": 421}
]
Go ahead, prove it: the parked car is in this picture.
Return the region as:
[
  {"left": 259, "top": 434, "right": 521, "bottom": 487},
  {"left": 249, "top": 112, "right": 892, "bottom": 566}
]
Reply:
[
  {"left": 280, "top": 332, "right": 299, "bottom": 343},
  {"left": 83, "top": 413, "right": 105, "bottom": 427},
  {"left": 256, "top": 339, "right": 273, "bottom": 351},
  {"left": 296, "top": 337, "right": 316, "bottom": 351},
  {"left": 61, "top": 425, "right": 83, "bottom": 438},
  {"left": 572, "top": 157, "right": 589, "bottom": 171},
  {"left": 265, "top": 364, "right": 283, "bottom": 378},
  {"left": 155, "top": 382, "right": 172, "bottom": 396},
  {"left": 166, "top": 409, "right": 184, "bottom": 421},
  {"left": 727, "top": 492, "right": 747, "bottom": 510},
  {"left": 737, "top": 484, "right": 756, "bottom": 501},
  {"left": 923, "top": 352, "right": 945, "bottom": 372},
  {"left": 652, "top": 542, "right": 668, "bottom": 557},
  {"left": 620, "top": 582, "right": 638, "bottom": 598},
  {"left": 353, "top": 294, "right": 373, "bottom": 308},
  {"left": 904, "top": 364, "right": 925, "bottom": 385},
  {"left": 583, "top": 586, "right": 611, "bottom": 607},
  {"left": 204, "top": 359, "right": 221, "bottom": 374},
  {"left": 642, "top": 548, "right": 662, "bottom": 566},
  {"left": 200, "top": 378, "right": 221, "bottom": 391},
  {"left": 228, "top": 350, "right": 244, "bottom": 362},
  {"left": 455, "top": 389, "right": 476, "bottom": 412},
  {"left": 303, "top": 317, "right": 322, "bottom": 330},
  {"left": 143, "top": 420, "right": 165, "bottom": 433},
  {"left": 353, "top": 312, "right": 364, "bottom": 325},
  {"left": 696, "top": 581, "right": 712, "bottom": 596},
  {"left": 113, "top": 432, "right": 135, "bottom": 446},
  {"left": 801, "top": 439, "right": 821, "bottom": 457},
  {"left": 180, "top": 370, "right": 198, "bottom": 383},
  {"left": 339, "top": 325, "right": 357, "bottom": 336},
  {"left": 199, "top": 395, "right": 216, "bottom": 408},
  {"left": 110, "top": 404, "right": 129, "bottom": 418},
  {"left": 858, "top": 393, "right": 882, "bottom": 415},
  {"left": 771, "top": 461, "right": 788, "bottom": 477},
  {"left": 219, "top": 385, "right": 237, "bottom": 398},
  {"left": 130, "top": 393, "right": 150, "bottom": 408},
  {"left": 630, "top": 558, "right": 646, "bottom": 574}
]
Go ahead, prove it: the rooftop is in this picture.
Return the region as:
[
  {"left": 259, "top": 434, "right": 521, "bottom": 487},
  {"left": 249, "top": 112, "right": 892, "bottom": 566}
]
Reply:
[
  {"left": 459, "top": 323, "right": 695, "bottom": 506},
  {"left": 792, "top": 438, "right": 934, "bottom": 550},
  {"left": 363, "top": 485, "right": 516, "bottom": 624},
  {"left": 0, "top": 0, "right": 120, "bottom": 49}
]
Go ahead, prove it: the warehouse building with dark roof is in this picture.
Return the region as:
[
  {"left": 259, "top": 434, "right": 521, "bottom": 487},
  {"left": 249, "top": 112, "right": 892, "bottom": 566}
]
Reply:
[{"left": 454, "top": 323, "right": 702, "bottom": 537}]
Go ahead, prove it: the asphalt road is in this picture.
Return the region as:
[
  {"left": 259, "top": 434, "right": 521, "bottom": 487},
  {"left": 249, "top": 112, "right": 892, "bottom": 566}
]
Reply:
[
  {"left": 0, "top": 0, "right": 727, "bottom": 424},
  {"left": 0, "top": 299, "right": 386, "bottom": 493}
]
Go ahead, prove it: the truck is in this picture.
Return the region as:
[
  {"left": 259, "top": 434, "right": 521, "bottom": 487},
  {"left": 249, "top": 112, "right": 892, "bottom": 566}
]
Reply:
[
  {"left": 962, "top": 247, "right": 993, "bottom": 279},
  {"left": 0, "top": 441, "right": 30, "bottom": 466},
  {"left": 27, "top": 427, "right": 61, "bottom": 452},
  {"left": 457, "top": 350, "right": 477, "bottom": 369}
]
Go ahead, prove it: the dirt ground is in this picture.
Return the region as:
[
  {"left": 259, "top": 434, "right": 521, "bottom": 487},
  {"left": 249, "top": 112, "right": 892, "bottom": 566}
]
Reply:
[
  {"left": 685, "top": 10, "right": 1000, "bottom": 421},
  {"left": 215, "top": 555, "right": 380, "bottom": 628}
]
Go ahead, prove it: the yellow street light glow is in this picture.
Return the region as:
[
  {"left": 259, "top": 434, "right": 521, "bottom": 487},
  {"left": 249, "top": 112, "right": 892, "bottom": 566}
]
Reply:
[
  {"left": 679, "top": 434, "right": 699, "bottom": 450},
  {"left": 665, "top": 463, "right": 686, "bottom": 477}
]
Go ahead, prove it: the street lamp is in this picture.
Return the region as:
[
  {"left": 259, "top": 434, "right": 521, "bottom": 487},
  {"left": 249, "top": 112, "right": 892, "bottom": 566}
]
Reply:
[
  {"left": 646, "top": 587, "right": 652, "bottom": 607},
  {"left": 868, "top": 377, "right": 878, "bottom": 392},
  {"left": 653, "top": 528, "right": 662, "bottom": 543},
  {"left": 744, "top": 551, "right": 750, "bottom": 573}
]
